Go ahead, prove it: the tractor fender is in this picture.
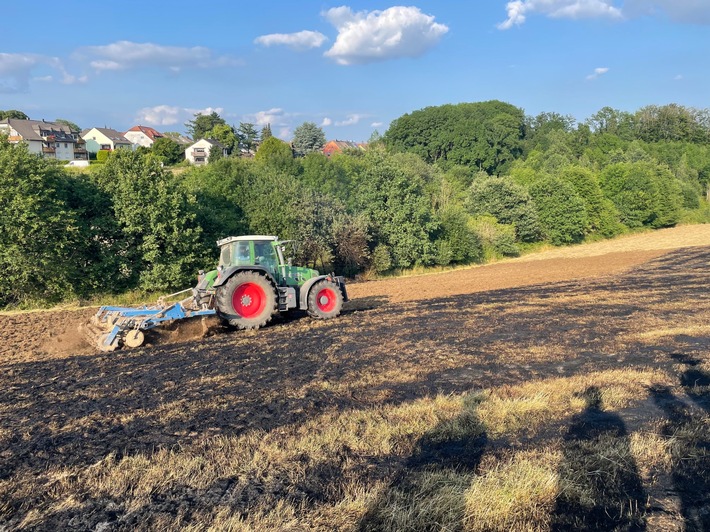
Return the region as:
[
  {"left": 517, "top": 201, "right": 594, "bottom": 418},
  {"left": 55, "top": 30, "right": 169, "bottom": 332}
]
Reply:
[
  {"left": 213, "top": 265, "right": 277, "bottom": 288},
  {"left": 299, "top": 275, "right": 348, "bottom": 310}
]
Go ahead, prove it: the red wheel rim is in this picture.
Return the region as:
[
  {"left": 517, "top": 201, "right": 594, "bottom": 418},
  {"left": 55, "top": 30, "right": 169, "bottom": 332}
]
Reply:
[
  {"left": 233, "top": 282, "right": 266, "bottom": 318},
  {"left": 316, "top": 288, "right": 337, "bottom": 313}
]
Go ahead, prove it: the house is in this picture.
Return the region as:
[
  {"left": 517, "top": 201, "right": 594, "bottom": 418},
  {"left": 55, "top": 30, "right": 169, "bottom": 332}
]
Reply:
[
  {"left": 124, "top": 125, "right": 164, "bottom": 148},
  {"left": 322, "top": 140, "right": 366, "bottom": 157},
  {"left": 80, "top": 127, "right": 132, "bottom": 154},
  {"left": 0, "top": 118, "right": 88, "bottom": 161},
  {"left": 185, "top": 139, "right": 228, "bottom": 165}
]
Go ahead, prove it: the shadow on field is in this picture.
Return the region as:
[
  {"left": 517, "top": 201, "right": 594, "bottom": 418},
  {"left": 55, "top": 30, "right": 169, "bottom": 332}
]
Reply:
[
  {"left": 359, "top": 395, "right": 488, "bottom": 531},
  {"left": 551, "top": 387, "right": 647, "bottom": 531},
  {"left": 651, "top": 353, "right": 710, "bottom": 531},
  {"left": 1, "top": 248, "right": 709, "bottom": 528}
]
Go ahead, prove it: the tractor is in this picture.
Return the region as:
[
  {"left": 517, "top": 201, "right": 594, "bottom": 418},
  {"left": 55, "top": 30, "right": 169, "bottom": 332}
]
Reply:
[{"left": 82, "top": 235, "right": 348, "bottom": 351}]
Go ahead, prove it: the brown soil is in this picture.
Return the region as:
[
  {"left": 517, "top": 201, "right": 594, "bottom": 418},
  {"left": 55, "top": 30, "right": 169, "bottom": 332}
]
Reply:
[{"left": 1, "top": 226, "right": 709, "bottom": 530}]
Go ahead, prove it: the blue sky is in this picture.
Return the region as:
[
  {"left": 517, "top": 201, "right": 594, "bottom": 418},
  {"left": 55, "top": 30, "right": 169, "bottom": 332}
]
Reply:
[{"left": 1, "top": 1, "right": 708, "bottom": 142}]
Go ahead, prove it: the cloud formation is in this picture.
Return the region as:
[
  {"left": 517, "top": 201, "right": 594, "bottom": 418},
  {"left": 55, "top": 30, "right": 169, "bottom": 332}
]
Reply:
[
  {"left": 498, "top": 0, "right": 623, "bottom": 29},
  {"left": 0, "top": 53, "right": 85, "bottom": 93},
  {"left": 80, "top": 41, "right": 240, "bottom": 71},
  {"left": 586, "top": 66, "right": 609, "bottom": 79},
  {"left": 323, "top": 6, "right": 448, "bottom": 65},
  {"left": 335, "top": 114, "right": 363, "bottom": 126},
  {"left": 134, "top": 105, "right": 225, "bottom": 126},
  {"left": 254, "top": 30, "right": 328, "bottom": 50}
]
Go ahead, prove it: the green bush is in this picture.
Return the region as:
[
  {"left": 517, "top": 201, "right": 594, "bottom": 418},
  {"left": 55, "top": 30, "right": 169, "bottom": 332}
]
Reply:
[
  {"left": 469, "top": 215, "right": 519, "bottom": 259},
  {"left": 371, "top": 244, "right": 393, "bottom": 273},
  {"left": 96, "top": 149, "right": 110, "bottom": 163},
  {"left": 560, "top": 166, "right": 624, "bottom": 238},
  {"left": 467, "top": 175, "right": 542, "bottom": 242},
  {"left": 530, "top": 176, "right": 589, "bottom": 245},
  {"left": 436, "top": 207, "right": 483, "bottom": 265}
]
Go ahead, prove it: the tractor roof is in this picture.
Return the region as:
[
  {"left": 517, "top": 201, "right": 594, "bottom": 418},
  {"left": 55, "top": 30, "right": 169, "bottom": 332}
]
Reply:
[{"left": 216, "top": 235, "right": 278, "bottom": 247}]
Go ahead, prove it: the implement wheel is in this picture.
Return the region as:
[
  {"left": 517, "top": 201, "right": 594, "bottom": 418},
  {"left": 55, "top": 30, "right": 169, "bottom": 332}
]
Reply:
[
  {"left": 307, "top": 280, "right": 344, "bottom": 319},
  {"left": 215, "top": 271, "right": 278, "bottom": 329}
]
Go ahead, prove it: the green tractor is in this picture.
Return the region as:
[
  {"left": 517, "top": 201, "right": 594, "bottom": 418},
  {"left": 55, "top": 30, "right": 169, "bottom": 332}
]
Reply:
[
  {"left": 83, "top": 235, "right": 348, "bottom": 351},
  {"left": 199, "top": 235, "right": 347, "bottom": 329}
]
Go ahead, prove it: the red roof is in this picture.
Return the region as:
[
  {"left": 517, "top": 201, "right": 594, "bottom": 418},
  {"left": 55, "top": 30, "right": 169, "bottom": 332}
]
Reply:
[{"left": 126, "top": 125, "right": 164, "bottom": 140}]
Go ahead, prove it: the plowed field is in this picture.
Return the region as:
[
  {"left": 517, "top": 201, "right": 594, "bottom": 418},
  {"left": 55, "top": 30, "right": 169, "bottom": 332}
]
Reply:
[{"left": 1, "top": 225, "right": 710, "bottom": 530}]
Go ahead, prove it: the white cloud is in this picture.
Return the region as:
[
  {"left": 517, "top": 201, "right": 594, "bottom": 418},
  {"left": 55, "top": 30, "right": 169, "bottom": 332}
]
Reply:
[
  {"left": 0, "top": 53, "right": 84, "bottom": 93},
  {"left": 321, "top": 117, "right": 333, "bottom": 126},
  {"left": 278, "top": 126, "right": 292, "bottom": 140},
  {"left": 246, "top": 108, "right": 287, "bottom": 127},
  {"left": 80, "top": 41, "right": 241, "bottom": 72},
  {"left": 335, "top": 114, "right": 363, "bottom": 126},
  {"left": 254, "top": 30, "right": 328, "bottom": 50},
  {"left": 498, "top": 0, "right": 623, "bottom": 29},
  {"left": 586, "top": 66, "right": 609, "bottom": 80},
  {"left": 371, "top": 121, "right": 384, "bottom": 128},
  {"left": 135, "top": 105, "right": 182, "bottom": 126},
  {"left": 323, "top": 6, "right": 449, "bottom": 65}
]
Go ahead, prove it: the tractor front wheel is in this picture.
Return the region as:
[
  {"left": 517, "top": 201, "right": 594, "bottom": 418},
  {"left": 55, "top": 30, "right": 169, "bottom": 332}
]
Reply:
[
  {"left": 215, "top": 271, "right": 278, "bottom": 329},
  {"left": 307, "top": 280, "right": 344, "bottom": 319}
]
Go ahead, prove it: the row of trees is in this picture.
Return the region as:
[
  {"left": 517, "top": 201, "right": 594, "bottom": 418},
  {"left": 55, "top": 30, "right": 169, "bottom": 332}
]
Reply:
[{"left": 1, "top": 101, "right": 709, "bottom": 307}]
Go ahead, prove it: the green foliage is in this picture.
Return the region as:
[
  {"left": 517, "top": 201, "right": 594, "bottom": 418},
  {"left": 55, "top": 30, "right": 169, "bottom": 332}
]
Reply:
[
  {"left": 384, "top": 100, "right": 525, "bottom": 174},
  {"left": 300, "top": 152, "right": 348, "bottom": 200},
  {"left": 255, "top": 136, "right": 296, "bottom": 172},
  {"left": 96, "top": 149, "right": 110, "bottom": 163},
  {"left": 209, "top": 144, "right": 224, "bottom": 163},
  {"left": 466, "top": 175, "right": 542, "bottom": 242},
  {"left": 93, "top": 150, "right": 207, "bottom": 291},
  {"left": 237, "top": 122, "right": 259, "bottom": 153},
  {"left": 0, "top": 109, "right": 29, "bottom": 120},
  {"left": 185, "top": 111, "right": 227, "bottom": 140},
  {"left": 371, "top": 244, "right": 393, "bottom": 273},
  {"left": 151, "top": 137, "right": 185, "bottom": 165},
  {"left": 348, "top": 150, "right": 437, "bottom": 268},
  {"left": 560, "top": 166, "right": 624, "bottom": 238},
  {"left": 600, "top": 161, "right": 683, "bottom": 229},
  {"left": 0, "top": 139, "right": 77, "bottom": 306},
  {"left": 469, "top": 215, "right": 519, "bottom": 259},
  {"left": 530, "top": 176, "right": 589, "bottom": 245},
  {"left": 435, "top": 207, "right": 483, "bottom": 265},
  {"left": 54, "top": 118, "right": 81, "bottom": 132},
  {"left": 260, "top": 123, "right": 273, "bottom": 141},
  {"left": 292, "top": 122, "right": 326, "bottom": 156}
]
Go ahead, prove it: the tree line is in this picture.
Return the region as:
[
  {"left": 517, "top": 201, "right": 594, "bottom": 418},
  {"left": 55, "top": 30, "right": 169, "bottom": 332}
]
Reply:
[{"left": 1, "top": 100, "right": 709, "bottom": 307}]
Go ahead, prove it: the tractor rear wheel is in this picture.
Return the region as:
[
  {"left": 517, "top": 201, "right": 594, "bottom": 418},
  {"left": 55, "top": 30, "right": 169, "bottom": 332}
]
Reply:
[
  {"left": 215, "top": 271, "right": 278, "bottom": 329},
  {"left": 307, "top": 280, "right": 344, "bottom": 319}
]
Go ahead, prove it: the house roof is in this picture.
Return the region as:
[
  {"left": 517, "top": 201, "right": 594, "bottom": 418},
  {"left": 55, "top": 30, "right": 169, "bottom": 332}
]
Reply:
[
  {"left": 190, "top": 138, "right": 226, "bottom": 148},
  {"left": 126, "top": 125, "right": 164, "bottom": 140},
  {"left": 1, "top": 118, "right": 76, "bottom": 142},
  {"left": 324, "top": 140, "right": 365, "bottom": 151},
  {"left": 81, "top": 127, "right": 131, "bottom": 143}
]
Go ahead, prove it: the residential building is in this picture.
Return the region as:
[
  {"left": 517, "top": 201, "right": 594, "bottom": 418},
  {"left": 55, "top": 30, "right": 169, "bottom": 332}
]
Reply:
[
  {"left": 0, "top": 118, "right": 87, "bottom": 161},
  {"left": 323, "top": 140, "right": 366, "bottom": 157},
  {"left": 80, "top": 127, "right": 132, "bottom": 154},
  {"left": 185, "top": 139, "right": 228, "bottom": 165},
  {"left": 124, "top": 125, "right": 165, "bottom": 148}
]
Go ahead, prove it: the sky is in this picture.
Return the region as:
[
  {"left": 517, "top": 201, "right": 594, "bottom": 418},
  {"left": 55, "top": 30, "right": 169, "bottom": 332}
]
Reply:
[{"left": 1, "top": 1, "right": 709, "bottom": 142}]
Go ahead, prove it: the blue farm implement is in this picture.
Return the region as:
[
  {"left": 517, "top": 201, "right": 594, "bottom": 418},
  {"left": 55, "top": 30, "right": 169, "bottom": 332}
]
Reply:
[{"left": 81, "top": 289, "right": 216, "bottom": 351}]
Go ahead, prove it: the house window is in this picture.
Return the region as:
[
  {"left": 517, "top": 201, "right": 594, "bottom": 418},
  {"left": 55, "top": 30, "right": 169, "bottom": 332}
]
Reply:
[{"left": 64, "top": 143, "right": 68, "bottom": 148}]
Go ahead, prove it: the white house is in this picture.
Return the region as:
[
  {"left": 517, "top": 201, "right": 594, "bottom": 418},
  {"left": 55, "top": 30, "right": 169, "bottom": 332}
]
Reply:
[
  {"left": 80, "top": 127, "right": 132, "bottom": 154},
  {"left": 0, "top": 118, "right": 87, "bottom": 161},
  {"left": 185, "top": 139, "right": 228, "bottom": 165},
  {"left": 124, "top": 125, "right": 164, "bottom": 148}
]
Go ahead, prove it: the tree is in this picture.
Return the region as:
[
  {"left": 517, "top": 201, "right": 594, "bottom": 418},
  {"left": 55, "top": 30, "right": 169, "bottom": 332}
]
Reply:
[
  {"left": 0, "top": 139, "right": 77, "bottom": 305},
  {"left": 206, "top": 123, "right": 237, "bottom": 153},
  {"left": 55, "top": 118, "right": 81, "bottom": 132},
  {"left": 0, "top": 109, "right": 29, "bottom": 120},
  {"left": 529, "top": 176, "right": 589, "bottom": 245},
  {"left": 255, "top": 136, "right": 296, "bottom": 172},
  {"left": 260, "top": 123, "right": 273, "bottom": 141},
  {"left": 237, "top": 122, "right": 259, "bottom": 153},
  {"left": 185, "top": 111, "right": 227, "bottom": 140},
  {"left": 292, "top": 122, "right": 326, "bottom": 156},
  {"left": 467, "top": 175, "right": 542, "bottom": 242},
  {"left": 151, "top": 137, "right": 185, "bottom": 165},
  {"left": 93, "top": 150, "right": 207, "bottom": 290},
  {"left": 384, "top": 100, "right": 525, "bottom": 174}
]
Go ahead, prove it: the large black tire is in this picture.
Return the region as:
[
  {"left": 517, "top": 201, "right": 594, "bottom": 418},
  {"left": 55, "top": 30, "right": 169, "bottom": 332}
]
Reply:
[
  {"left": 215, "top": 271, "right": 278, "bottom": 329},
  {"left": 307, "top": 280, "right": 344, "bottom": 319}
]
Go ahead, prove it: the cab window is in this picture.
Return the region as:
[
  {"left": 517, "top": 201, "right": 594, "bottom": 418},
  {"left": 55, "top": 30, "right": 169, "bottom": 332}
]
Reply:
[
  {"left": 254, "top": 241, "right": 278, "bottom": 268},
  {"left": 234, "top": 241, "right": 251, "bottom": 265}
]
